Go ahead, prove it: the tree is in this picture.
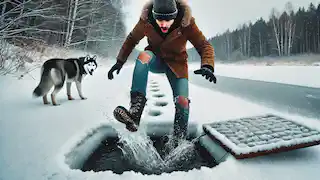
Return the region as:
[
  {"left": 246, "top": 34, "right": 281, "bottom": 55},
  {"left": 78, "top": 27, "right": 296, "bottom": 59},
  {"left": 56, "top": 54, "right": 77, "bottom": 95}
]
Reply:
[
  {"left": 189, "top": 1, "right": 320, "bottom": 61},
  {"left": 270, "top": 8, "right": 282, "bottom": 56},
  {"left": 0, "top": 0, "right": 64, "bottom": 43},
  {"left": 285, "top": 2, "right": 296, "bottom": 56},
  {"left": 317, "top": 4, "right": 320, "bottom": 52},
  {"left": 0, "top": 0, "right": 127, "bottom": 57}
]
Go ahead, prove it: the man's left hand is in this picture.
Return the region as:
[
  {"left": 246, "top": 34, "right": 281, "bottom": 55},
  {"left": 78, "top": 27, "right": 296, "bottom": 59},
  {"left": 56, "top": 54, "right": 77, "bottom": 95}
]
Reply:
[{"left": 193, "top": 65, "right": 217, "bottom": 83}]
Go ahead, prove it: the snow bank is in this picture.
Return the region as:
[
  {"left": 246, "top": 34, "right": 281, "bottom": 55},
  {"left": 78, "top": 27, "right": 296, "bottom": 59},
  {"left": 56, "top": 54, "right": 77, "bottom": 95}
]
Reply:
[
  {"left": 0, "top": 40, "right": 34, "bottom": 75},
  {"left": 189, "top": 63, "right": 320, "bottom": 88},
  {"left": 218, "top": 54, "right": 320, "bottom": 66}
]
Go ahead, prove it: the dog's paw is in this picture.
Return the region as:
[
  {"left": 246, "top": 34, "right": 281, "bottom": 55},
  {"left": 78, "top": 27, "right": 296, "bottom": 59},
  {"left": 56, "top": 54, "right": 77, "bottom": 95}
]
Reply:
[
  {"left": 52, "top": 103, "right": 60, "bottom": 106},
  {"left": 80, "top": 97, "right": 87, "bottom": 100},
  {"left": 68, "top": 96, "right": 75, "bottom": 100}
]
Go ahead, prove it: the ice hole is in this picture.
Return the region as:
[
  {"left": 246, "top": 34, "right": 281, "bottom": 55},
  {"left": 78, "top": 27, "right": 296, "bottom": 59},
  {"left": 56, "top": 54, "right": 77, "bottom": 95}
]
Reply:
[{"left": 64, "top": 125, "right": 218, "bottom": 175}]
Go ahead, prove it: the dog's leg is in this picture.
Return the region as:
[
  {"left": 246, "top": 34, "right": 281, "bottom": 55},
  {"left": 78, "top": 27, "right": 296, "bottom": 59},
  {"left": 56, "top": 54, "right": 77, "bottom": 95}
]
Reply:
[
  {"left": 76, "top": 81, "right": 87, "bottom": 100},
  {"left": 51, "top": 94, "right": 58, "bottom": 106},
  {"left": 51, "top": 78, "right": 64, "bottom": 106},
  {"left": 50, "top": 68, "right": 65, "bottom": 106},
  {"left": 43, "top": 94, "right": 50, "bottom": 104},
  {"left": 51, "top": 84, "right": 63, "bottom": 106},
  {"left": 66, "top": 82, "right": 74, "bottom": 100}
]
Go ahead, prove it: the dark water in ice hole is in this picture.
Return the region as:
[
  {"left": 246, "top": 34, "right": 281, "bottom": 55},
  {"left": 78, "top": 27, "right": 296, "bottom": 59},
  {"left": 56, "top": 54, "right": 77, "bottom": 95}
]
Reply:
[{"left": 81, "top": 133, "right": 217, "bottom": 175}]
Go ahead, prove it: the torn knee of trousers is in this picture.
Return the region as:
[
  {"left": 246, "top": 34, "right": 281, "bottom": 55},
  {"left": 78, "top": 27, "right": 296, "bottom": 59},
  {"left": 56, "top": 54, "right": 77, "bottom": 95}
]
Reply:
[
  {"left": 174, "top": 96, "right": 190, "bottom": 109},
  {"left": 137, "top": 51, "right": 151, "bottom": 64}
]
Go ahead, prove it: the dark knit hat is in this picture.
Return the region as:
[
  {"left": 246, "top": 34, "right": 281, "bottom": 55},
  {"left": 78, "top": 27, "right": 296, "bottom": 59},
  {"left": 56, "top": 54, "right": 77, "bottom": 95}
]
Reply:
[{"left": 152, "top": 0, "right": 178, "bottom": 21}]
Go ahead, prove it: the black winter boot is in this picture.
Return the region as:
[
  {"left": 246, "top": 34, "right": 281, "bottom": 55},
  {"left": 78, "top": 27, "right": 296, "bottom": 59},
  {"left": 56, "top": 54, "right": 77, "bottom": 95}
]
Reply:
[
  {"left": 129, "top": 91, "right": 147, "bottom": 124},
  {"left": 163, "top": 105, "right": 190, "bottom": 154},
  {"left": 113, "top": 91, "right": 147, "bottom": 132},
  {"left": 162, "top": 97, "right": 190, "bottom": 154},
  {"left": 172, "top": 97, "right": 190, "bottom": 146}
]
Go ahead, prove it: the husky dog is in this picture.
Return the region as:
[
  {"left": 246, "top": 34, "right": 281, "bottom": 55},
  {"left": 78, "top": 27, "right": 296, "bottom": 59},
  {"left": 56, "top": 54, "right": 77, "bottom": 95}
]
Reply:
[{"left": 33, "top": 55, "right": 98, "bottom": 106}]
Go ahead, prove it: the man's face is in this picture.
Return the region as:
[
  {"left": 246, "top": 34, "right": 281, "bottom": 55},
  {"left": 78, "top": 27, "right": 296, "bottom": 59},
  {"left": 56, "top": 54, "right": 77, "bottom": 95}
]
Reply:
[{"left": 156, "top": 19, "right": 175, "bottom": 33}]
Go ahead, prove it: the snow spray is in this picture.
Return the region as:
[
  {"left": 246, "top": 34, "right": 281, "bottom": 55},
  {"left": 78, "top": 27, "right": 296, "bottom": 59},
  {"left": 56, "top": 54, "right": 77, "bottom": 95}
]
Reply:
[{"left": 117, "top": 130, "right": 197, "bottom": 174}]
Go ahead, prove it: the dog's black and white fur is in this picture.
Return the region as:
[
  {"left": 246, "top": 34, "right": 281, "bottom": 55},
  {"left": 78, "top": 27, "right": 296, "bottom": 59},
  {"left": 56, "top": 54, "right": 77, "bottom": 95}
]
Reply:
[{"left": 33, "top": 55, "right": 98, "bottom": 106}]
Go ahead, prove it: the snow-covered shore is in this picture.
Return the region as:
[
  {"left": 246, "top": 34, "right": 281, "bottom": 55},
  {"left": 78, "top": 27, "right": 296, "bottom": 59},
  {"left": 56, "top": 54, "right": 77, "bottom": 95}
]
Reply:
[{"left": 1, "top": 62, "right": 320, "bottom": 180}]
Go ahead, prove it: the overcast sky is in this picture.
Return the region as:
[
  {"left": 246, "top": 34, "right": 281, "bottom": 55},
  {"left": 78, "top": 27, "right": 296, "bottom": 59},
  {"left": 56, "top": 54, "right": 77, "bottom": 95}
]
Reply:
[{"left": 121, "top": 0, "right": 319, "bottom": 50}]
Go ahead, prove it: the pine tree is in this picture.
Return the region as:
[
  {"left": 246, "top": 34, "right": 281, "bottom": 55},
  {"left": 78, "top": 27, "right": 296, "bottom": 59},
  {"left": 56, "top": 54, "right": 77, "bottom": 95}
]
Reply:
[{"left": 189, "top": 2, "right": 320, "bottom": 61}]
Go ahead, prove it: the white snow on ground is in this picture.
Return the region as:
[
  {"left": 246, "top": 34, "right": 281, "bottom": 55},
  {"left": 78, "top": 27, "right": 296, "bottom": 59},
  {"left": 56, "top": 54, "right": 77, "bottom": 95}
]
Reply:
[
  {"left": 1, "top": 63, "right": 320, "bottom": 180},
  {"left": 189, "top": 63, "right": 320, "bottom": 88}
]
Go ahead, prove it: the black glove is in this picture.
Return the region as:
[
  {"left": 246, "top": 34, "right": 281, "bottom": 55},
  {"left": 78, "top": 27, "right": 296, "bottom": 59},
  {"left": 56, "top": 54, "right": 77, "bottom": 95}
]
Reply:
[
  {"left": 193, "top": 65, "right": 217, "bottom": 83},
  {"left": 108, "top": 61, "right": 123, "bottom": 80}
]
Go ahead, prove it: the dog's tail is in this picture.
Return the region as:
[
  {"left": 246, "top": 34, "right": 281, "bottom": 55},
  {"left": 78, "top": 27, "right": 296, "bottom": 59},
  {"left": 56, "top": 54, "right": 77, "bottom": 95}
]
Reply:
[{"left": 32, "top": 67, "right": 53, "bottom": 98}]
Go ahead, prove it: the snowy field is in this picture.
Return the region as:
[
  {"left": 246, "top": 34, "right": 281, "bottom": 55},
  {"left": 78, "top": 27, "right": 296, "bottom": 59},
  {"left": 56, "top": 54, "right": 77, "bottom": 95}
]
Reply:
[
  {"left": 216, "top": 54, "right": 320, "bottom": 66},
  {"left": 189, "top": 63, "right": 320, "bottom": 88},
  {"left": 1, "top": 60, "right": 320, "bottom": 180}
]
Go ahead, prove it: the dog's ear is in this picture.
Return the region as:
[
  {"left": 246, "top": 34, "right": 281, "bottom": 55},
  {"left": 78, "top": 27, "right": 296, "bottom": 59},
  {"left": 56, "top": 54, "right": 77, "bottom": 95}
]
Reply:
[
  {"left": 92, "top": 55, "right": 97, "bottom": 61},
  {"left": 85, "top": 55, "right": 90, "bottom": 62}
]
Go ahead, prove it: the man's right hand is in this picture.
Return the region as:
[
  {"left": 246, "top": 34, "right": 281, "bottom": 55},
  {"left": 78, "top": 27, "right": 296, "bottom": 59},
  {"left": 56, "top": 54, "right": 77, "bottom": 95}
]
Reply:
[{"left": 108, "top": 61, "right": 123, "bottom": 80}]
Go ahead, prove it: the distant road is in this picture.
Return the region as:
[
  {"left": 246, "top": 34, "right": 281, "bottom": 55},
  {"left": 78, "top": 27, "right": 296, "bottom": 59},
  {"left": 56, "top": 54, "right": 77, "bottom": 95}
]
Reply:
[{"left": 189, "top": 73, "right": 320, "bottom": 119}]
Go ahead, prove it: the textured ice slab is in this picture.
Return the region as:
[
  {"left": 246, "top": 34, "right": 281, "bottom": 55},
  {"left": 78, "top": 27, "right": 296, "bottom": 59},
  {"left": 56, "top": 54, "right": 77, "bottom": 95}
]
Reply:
[{"left": 203, "top": 114, "right": 320, "bottom": 159}]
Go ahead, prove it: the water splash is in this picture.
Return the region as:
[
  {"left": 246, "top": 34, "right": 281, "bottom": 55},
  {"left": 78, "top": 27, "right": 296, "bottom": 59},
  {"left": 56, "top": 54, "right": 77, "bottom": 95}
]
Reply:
[
  {"left": 117, "top": 131, "right": 197, "bottom": 174},
  {"left": 101, "top": 105, "right": 199, "bottom": 173},
  {"left": 118, "top": 131, "right": 166, "bottom": 172}
]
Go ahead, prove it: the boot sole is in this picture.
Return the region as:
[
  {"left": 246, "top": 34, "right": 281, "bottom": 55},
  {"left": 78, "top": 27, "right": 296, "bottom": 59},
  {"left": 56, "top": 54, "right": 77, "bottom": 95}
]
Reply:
[{"left": 113, "top": 106, "right": 138, "bottom": 132}]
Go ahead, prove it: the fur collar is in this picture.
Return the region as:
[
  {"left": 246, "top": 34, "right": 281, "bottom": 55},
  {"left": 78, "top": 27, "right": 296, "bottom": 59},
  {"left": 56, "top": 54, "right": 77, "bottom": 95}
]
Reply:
[{"left": 140, "top": 0, "right": 192, "bottom": 27}]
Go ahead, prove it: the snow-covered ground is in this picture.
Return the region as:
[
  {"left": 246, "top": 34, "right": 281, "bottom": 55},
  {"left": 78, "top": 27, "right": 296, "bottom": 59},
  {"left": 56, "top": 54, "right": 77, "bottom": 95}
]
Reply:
[
  {"left": 217, "top": 54, "right": 320, "bottom": 66},
  {"left": 1, "top": 61, "right": 320, "bottom": 180},
  {"left": 189, "top": 63, "right": 320, "bottom": 88}
]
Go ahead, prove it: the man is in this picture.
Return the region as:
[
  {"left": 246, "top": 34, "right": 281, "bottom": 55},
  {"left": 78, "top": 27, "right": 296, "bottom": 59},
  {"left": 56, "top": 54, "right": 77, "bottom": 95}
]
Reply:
[{"left": 108, "top": 0, "right": 216, "bottom": 144}]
